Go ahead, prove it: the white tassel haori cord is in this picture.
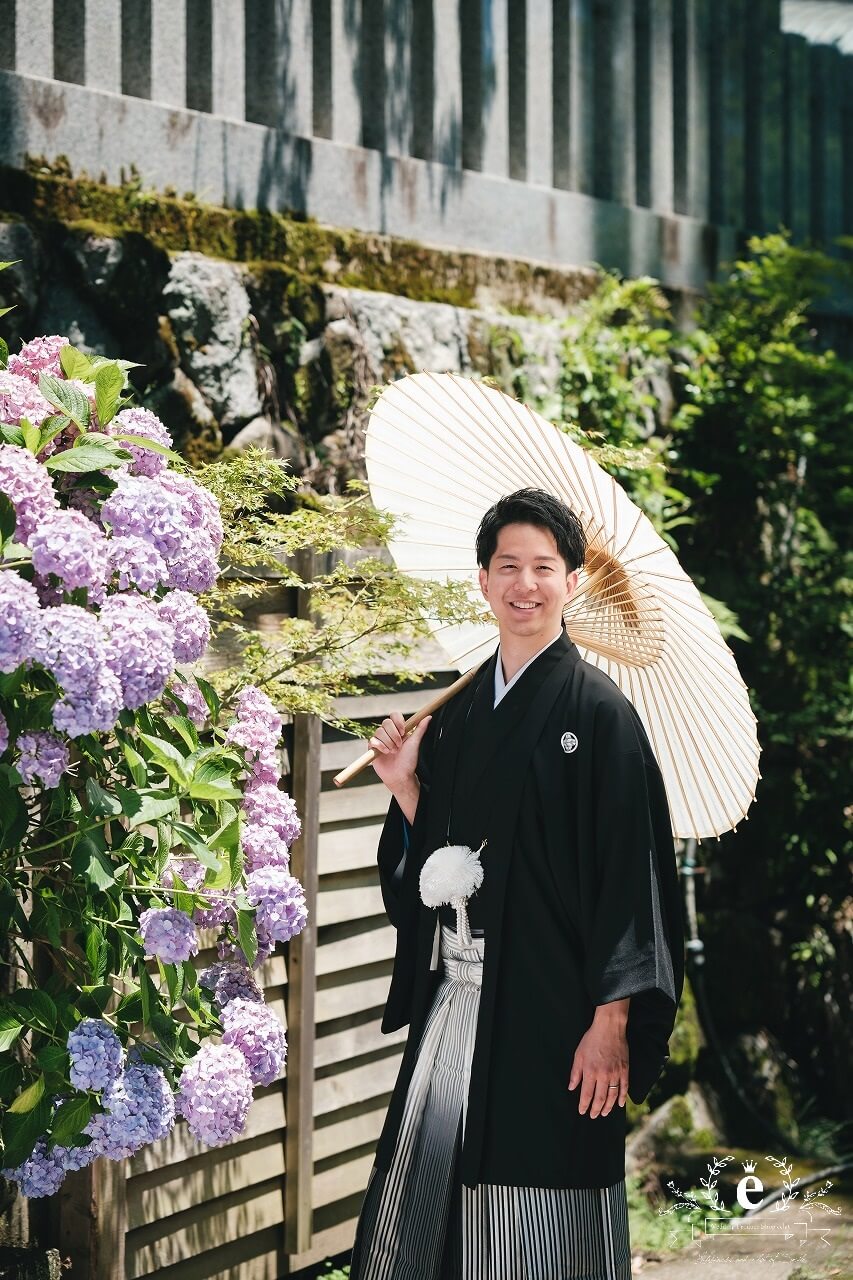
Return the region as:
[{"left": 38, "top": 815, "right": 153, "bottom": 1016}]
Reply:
[{"left": 419, "top": 841, "right": 486, "bottom": 947}]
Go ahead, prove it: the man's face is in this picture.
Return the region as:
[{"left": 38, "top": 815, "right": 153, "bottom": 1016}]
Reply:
[{"left": 478, "top": 522, "right": 578, "bottom": 640}]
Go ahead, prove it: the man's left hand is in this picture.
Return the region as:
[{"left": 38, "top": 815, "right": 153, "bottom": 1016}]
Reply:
[{"left": 568, "top": 1010, "right": 629, "bottom": 1118}]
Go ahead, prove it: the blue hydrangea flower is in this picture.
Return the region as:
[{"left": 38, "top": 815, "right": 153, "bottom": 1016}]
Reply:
[{"left": 66, "top": 1019, "right": 125, "bottom": 1093}]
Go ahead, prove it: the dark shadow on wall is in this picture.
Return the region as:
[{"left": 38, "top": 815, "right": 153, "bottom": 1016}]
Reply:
[{"left": 249, "top": 0, "right": 314, "bottom": 216}]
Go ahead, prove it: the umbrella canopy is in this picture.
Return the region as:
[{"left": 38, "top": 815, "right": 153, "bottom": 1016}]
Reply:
[{"left": 364, "top": 371, "right": 760, "bottom": 840}]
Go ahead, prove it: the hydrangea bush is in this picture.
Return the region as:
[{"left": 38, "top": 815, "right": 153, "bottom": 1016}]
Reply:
[{"left": 0, "top": 328, "right": 306, "bottom": 1195}]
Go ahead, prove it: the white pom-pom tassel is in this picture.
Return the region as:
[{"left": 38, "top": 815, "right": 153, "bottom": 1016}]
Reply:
[{"left": 419, "top": 842, "right": 485, "bottom": 947}]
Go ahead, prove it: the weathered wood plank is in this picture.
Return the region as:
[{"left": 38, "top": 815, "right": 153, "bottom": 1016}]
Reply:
[
  {"left": 126, "top": 1139, "right": 286, "bottom": 1230},
  {"left": 314, "top": 1018, "right": 406, "bottom": 1068},
  {"left": 125, "top": 1185, "right": 285, "bottom": 1278},
  {"left": 316, "top": 925, "right": 396, "bottom": 975},
  {"left": 318, "top": 822, "right": 384, "bottom": 873},
  {"left": 313, "top": 1152, "right": 374, "bottom": 1209},
  {"left": 315, "top": 971, "right": 391, "bottom": 1022},
  {"left": 314, "top": 1052, "right": 403, "bottom": 1116},
  {"left": 313, "top": 1103, "right": 387, "bottom": 1162},
  {"left": 320, "top": 781, "right": 391, "bottom": 824},
  {"left": 284, "top": 685, "right": 322, "bottom": 1253},
  {"left": 317, "top": 883, "right": 385, "bottom": 926},
  {"left": 333, "top": 686, "right": 452, "bottom": 720}
]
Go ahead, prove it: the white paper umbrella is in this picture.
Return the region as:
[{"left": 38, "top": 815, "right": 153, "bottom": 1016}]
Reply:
[{"left": 364, "top": 370, "right": 761, "bottom": 840}]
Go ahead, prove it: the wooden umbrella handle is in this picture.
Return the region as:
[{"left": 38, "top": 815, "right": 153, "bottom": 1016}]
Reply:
[{"left": 333, "top": 664, "right": 483, "bottom": 787}]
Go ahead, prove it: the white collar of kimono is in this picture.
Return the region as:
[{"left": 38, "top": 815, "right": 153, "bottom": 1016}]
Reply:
[{"left": 494, "top": 630, "right": 564, "bottom": 707}]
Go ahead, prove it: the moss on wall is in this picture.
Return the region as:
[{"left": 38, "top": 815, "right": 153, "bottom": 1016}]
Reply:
[{"left": 0, "top": 159, "right": 598, "bottom": 316}]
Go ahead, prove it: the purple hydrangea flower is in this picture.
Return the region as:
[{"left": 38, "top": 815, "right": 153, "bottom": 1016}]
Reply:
[
  {"left": 161, "top": 856, "right": 206, "bottom": 892},
  {"left": 30, "top": 604, "right": 124, "bottom": 736},
  {"left": 241, "top": 822, "right": 290, "bottom": 873},
  {"left": 57, "top": 1139, "right": 97, "bottom": 1172},
  {"left": 0, "top": 571, "right": 41, "bottom": 673},
  {"left": 159, "top": 470, "right": 224, "bottom": 552},
  {"left": 226, "top": 686, "right": 282, "bottom": 761},
  {"left": 177, "top": 1042, "right": 253, "bottom": 1147},
  {"left": 164, "top": 526, "right": 219, "bottom": 593},
  {"left": 221, "top": 998, "right": 287, "bottom": 1086},
  {"left": 246, "top": 866, "right": 308, "bottom": 944},
  {"left": 100, "top": 473, "right": 187, "bottom": 560},
  {"left": 0, "top": 371, "right": 54, "bottom": 430},
  {"left": 0, "top": 442, "right": 58, "bottom": 542},
  {"left": 0, "top": 709, "right": 8, "bottom": 755},
  {"left": 139, "top": 907, "right": 198, "bottom": 963},
  {"left": 106, "top": 534, "right": 167, "bottom": 593},
  {"left": 109, "top": 407, "right": 173, "bottom": 478},
  {"left": 16, "top": 731, "right": 69, "bottom": 789},
  {"left": 83, "top": 1063, "right": 175, "bottom": 1159},
  {"left": 29, "top": 509, "right": 109, "bottom": 595},
  {"left": 100, "top": 593, "right": 176, "bottom": 710},
  {"left": 67, "top": 1019, "right": 125, "bottom": 1092},
  {"left": 164, "top": 678, "right": 208, "bottom": 726},
  {"left": 2, "top": 1138, "right": 66, "bottom": 1198},
  {"left": 193, "top": 890, "right": 235, "bottom": 930},
  {"left": 158, "top": 590, "right": 211, "bottom": 663},
  {"left": 199, "top": 960, "right": 263, "bottom": 1008},
  {"left": 7, "top": 335, "right": 70, "bottom": 382},
  {"left": 241, "top": 784, "right": 301, "bottom": 846}
]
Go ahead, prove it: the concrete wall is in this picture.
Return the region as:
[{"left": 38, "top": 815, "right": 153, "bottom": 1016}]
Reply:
[{"left": 0, "top": 0, "right": 851, "bottom": 289}]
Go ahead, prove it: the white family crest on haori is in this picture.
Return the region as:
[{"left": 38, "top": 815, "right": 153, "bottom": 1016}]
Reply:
[
  {"left": 419, "top": 842, "right": 485, "bottom": 946},
  {"left": 561, "top": 731, "right": 579, "bottom": 753}
]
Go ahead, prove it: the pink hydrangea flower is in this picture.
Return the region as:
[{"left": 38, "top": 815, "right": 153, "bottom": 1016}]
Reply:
[
  {"left": 109, "top": 407, "right": 173, "bottom": 478},
  {"left": 29, "top": 509, "right": 109, "bottom": 595},
  {"left": 7, "top": 335, "right": 70, "bottom": 382},
  {"left": 0, "top": 371, "right": 54, "bottom": 430},
  {"left": 158, "top": 590, "right": 210, "bottom": 662},
  {"left": 177, "top": 1042, "right": 253, "bottom": 1147},
  {"left": 0, "top": 443, "right": 58, "bottom": 542}
]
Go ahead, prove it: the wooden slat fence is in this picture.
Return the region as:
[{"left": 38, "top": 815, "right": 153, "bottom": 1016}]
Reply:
[{"left": 115, "top": 674, "right": 454, "bottom": 1280}]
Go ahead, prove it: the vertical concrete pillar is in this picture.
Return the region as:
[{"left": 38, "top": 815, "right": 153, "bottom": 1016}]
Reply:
[
  {"left": 150, "top": 0, "right": 186, "bottom": 107},
  {"left": 744, "top": 0, "right": 782, "bottom": 233},
  {"left": 508, "top": 0, "right": 527, "bottom": 181},
  {"left": 526, "top": 0, "right": 552, "bottom": 186},
  {"left": 842, "top": 54, "right": 853, "bottom": 236},
  {"left": 330, "top": 0, "right": 362, "bottom": 147},
  {"left": 84, "top": 0, "right": 123, "bottom": 94},
  {"left": 433, "top": 0, "right": 462, "bottom": 167},
  {"left": 312, "top": 0, "right": 332, "bottom": 137},
  {"left": 708, "top": 0, "right": 745, "bottom": 229},
  {"left": 570, "top": 0, "right": 595, "bottom": 193},
  {"left": 282, "top": 0, "right": 314, "bottom": 137},
  {"left": 186, "top": 0, "right": 212, "bottom": 114},
  {"left": 592, "top": 0, "right": 635, "bottom": 205},
  {"left": 15, "top": 0, "right": 53, "bottom": 77},
  {"left": 809, "top": 43, "right": 843, "bottom": 246},
  {"left": 781, "top": 33, "right": 810, "bottom": 241},
  {"left": 121, "top": 0, "right": 152, "bottom": 99},
  {"left": 648, "top": 0, "right": 674, "bottom": 212},
  {"left": 672, "top": 0, "right": 709, "bottom": 221},
  {"left": 481, "top": 0, "right": 509, "bottom": 177},
  {"left": 54, "top": 0, "right": 86, "bottom": 85},
  {"left": 211, "top": 0, "right": 245, "bottom": 119},
  {"left": 410, "top": 0, "right": 436, "bottom": 160},
  {"left": 384, "top": 0, "right": 411, "bottom": 156}
]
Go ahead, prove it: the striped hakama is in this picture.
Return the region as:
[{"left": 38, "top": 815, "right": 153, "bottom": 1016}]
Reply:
[{"left": 351, "top": 925, "right": 632, "bottom": 1280}]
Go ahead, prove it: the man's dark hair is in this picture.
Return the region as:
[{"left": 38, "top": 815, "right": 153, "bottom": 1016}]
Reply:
[{"left": 475, "top": 488, "right": 587, "bottom": 572}]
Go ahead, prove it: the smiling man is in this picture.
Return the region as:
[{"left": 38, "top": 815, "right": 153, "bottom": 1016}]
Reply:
[{"left": 350, "top": 489, "right": 684, "bottom": 1280}]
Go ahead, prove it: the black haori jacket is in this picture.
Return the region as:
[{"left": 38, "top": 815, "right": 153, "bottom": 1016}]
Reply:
[{"left": 373, "top": 630, "right": 684, "bottom": 1189}]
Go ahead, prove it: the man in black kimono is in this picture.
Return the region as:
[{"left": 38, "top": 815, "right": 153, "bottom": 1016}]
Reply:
[{"left": 351, "top": 489, "right": 684, "bottom": 1280}]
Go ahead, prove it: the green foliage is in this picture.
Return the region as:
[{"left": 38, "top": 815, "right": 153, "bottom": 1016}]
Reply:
[
  {"left": 193, "top": 456, "right": 484, "bottom": 726},
  {"left": 556, "top": 234, "right": 852, "bottom": 1117}
]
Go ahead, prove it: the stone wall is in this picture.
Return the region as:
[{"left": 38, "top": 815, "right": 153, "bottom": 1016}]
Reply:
[
  {"left": 0, "top": 196, "right": 579, "bottom": 489},
  {"left": 3, "top": 0, "right": 851, "bottom": 290}
]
